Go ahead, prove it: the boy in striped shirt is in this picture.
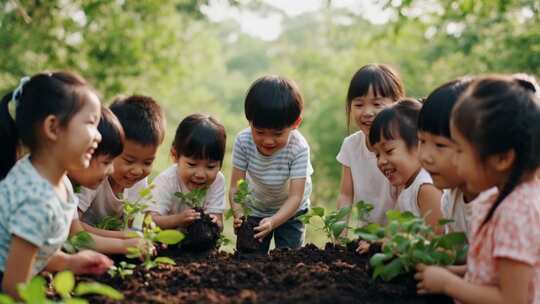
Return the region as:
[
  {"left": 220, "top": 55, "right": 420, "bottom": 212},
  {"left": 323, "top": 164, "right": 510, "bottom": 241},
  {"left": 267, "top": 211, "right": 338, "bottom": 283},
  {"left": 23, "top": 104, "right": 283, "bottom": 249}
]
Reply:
[{"left": 229, "top": 75, "right": 313, "bottom": 253}]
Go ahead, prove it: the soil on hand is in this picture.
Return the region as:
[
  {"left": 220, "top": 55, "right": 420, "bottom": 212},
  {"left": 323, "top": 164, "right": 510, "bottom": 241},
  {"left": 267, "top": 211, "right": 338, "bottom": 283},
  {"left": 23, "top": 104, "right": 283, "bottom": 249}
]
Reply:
[
  {"left": 180, "top": 208, "right": 220, "bottom": 252},
  {"left": 84, "top": 242, "right": 453, "bottom": 304},
  {"left": 236, "top": 216, "right": 266, "bottom": 254}
]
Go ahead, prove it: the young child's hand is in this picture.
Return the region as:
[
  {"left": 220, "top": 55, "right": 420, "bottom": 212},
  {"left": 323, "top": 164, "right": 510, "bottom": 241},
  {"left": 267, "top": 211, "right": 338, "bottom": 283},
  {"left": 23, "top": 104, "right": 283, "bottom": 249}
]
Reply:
[
  {"left": 68, "top": 250, "right": 113, "bottom": 275},
  {"left": 124, "top": 237, "right": 157, "bottom": 258},
  {"left": 208, "top": 214, "right": 223, "bottom": 230},
  {"left": 254, "top": 217, "right": 274, "bottom": 241},
  {"left": 356, "top": 240, "right": 371, "bottom": 254},
  {"left": 179, "top": 208, "right": 201, "bottom": 226},
  {"left": 415, "top": 264, "right": 454, "bottom": 294},
  {"left": 233, "top": 217, "right": 244, "bottom": 233}
]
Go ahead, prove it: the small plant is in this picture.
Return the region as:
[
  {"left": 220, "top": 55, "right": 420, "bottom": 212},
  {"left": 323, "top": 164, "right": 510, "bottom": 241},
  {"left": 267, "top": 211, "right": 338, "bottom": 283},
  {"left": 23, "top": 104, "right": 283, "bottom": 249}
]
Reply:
[
  {"left": 107, "top": 261, "right": 136, "bottom": 280},
  {"left": 126, "top": 215, "right": 184, "bottom": 270},
  {"left": 63, "top": 232, "right": 95, "bottom": 254},
  {"left": 299, "top": 206, "right": 352, "bottom": 244},
  {"left": 216, "top": 234, "right": 232, "bottom": 248},
  {"left": 122, "top": 184, "right": 156, "bottom": 231},
  {"left": 354, "top": 200, "right": 374, "bottom": 225},
  {"left": 174, "top": 187, "right": 208, "bottom": 209},
  {"left": 96, "top": 216, "right": 123, "bottom": 231},
  {"left": 354, "top": 210, "right": 467, "bottom": 282},
  {"left": 0, "top": 270, "right": 123, "bottom": 303},
  {"left": 232, "top": 179, "right": 254, "bottom": 217}
]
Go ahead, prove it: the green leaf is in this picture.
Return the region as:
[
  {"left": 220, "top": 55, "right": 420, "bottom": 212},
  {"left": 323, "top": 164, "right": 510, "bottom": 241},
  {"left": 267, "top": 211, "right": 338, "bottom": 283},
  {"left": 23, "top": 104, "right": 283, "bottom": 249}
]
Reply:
[
  {"left": 380, "top": 258, "right": 404, "bottom": 281},
  {"left": 355, "top": 231, "right": 380, "bottom": 241},
  {"left": 75, "top": 282, "right": 124, "bottom": 300},
  {"left": 154, "top": 256, "right": 176, "bottom": 265},
  {"left": 385, "top": 210, "right": 402, "bottom": 221},
  {"left": 0, "top": 294, "right": 15, "bottom": 304},
  {"left": 372, "top": 264, "right": 384, "bottom": 280},
  {"left": 312, "top": 206, "right": 325, "bottom": 217},
  {"left": 335, "top": 207, "right": 351, "bottom": 221},
  {"left": 438, "top": 232, "right": 466, "bottom": 249},
  {"left": 17, "top": 276, "right": 47, "bottom": 304},
  {"left": 156, "top": 230, "right": 184, "bottom": 245},
  {"left": 53, "top": 271, "right": 75, "bottom": 299},
  {"left": 437, "top": 218, "right": 455, "bottom": 226},
  {"left": 370, "top": 253, "right": 393, "bottom": 267},
  {"left": 412, "top": 250, "right": 434, "bottom": 264},
  {"left": 331, "top": 221, "right": 347, "bottom": 238},
  {"left": 224, "top": 208, "right": 234, "bottom": 220},
  {"left": 126, "top": 247, "right": 142, "bottom": 259},
  {"left": 64, "top": 298, "right": 89, "bottom": 304}
]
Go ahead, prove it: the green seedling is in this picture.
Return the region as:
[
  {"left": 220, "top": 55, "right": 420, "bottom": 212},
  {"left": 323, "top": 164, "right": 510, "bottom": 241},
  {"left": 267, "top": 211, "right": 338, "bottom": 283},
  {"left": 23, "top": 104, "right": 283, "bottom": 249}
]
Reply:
[
  {"left": 0, "top": 271, "right": 123, "bottom": 303},
  {"left": 63, "top": 232, "right": 95, "bottom": 254},
  {"left": 108, "top": 261, "right": 136, "bottom": 280},
  {"left": 96, "top": 216, "right": 123, "bottom": 231},
  {"left": 354, "top": 200, "right": 374, "bottom": 225},
  {"left": 216, "top": 234, "right": 232, "bottom": 248},
  {"left": 126, "top": 215, "right": 184, "bottom": 270},
  {"left": 354, "top": 210, "right": 467, "bottom": 282},
  {"left": 122, "top": 184, "right": 156, "bottom": 231},
  {"left": 299, "top": 206, "right": 352, "bottom": 244},
  {"left": 232, "top": 179, "right": 254, "bottom": 217},
  {"left": 175, "top": 188, "right": 208, "bottom": 209}
]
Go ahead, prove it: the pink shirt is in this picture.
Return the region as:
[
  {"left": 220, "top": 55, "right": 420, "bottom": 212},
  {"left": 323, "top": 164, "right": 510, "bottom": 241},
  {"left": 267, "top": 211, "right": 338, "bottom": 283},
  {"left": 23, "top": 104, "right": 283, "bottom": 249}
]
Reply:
[{"left": 465, "top": 180, "right": 540, "bottom": 303}]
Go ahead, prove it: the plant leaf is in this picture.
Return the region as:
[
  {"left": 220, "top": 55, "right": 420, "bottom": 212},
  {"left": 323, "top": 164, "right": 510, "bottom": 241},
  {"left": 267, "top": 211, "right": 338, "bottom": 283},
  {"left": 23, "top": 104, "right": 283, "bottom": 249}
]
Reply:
[
  {"left": 64, "top": 298, "right": 88, "bottom": 304},
  {"left": 380, "top": 258, "right": 403, "bottom": 282},
  {"left": 312, "top": 206, "right": 325, "bottom": 217},
  {"left": 17, "top": 276, "right": 47, "bottom": 304},
  {"left": 369, "top": 253, "right": 393, "bottom": 267},
  {"left": 437, "top": 218, "right": 455, "bottom": 226},
  {"left": 75, "top": 282, "right": 124, "bottom": 300},
  {"left": 156, "top": 230, "right": 185, "bottom": 245},
  {"left": 0, "top": 294, "right": 15, "bottom": 304},
  {"left": 438, "top": 232, "right": 466, "bottom": 249},
  {"left": 53, "top": 271, "right": 75, "bottom": 299},
  {"left": 154, "top": 256, "right": 176, "bottom": 265},
  {"left": 331, "top": 220, "right": 347, "bottom": 238},
  {"left": 224, "top": 208, "right": 234, "bottom": 220}
]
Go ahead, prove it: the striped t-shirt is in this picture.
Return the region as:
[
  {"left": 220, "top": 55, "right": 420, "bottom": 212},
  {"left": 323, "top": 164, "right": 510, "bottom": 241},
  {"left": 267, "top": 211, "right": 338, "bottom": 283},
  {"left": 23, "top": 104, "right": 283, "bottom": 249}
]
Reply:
[
  {"left": 0, "top": 156, "right": 77, "bottom": 275},
  {"left": 232, "top": 128, "right": 313, "bottom": 217}
]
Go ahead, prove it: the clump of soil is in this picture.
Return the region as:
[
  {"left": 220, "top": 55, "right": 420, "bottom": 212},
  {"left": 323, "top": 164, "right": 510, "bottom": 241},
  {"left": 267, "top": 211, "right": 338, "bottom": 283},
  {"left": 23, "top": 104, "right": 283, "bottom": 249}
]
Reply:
[
  {"left": 235, "top": 216, "right": 266, "bottom": 254},
  {"left": 180, "top": 208, "right": 220, "bottom": 252},
  {"left": 83, "top": 242, "right": 453, "bottom": 304}
]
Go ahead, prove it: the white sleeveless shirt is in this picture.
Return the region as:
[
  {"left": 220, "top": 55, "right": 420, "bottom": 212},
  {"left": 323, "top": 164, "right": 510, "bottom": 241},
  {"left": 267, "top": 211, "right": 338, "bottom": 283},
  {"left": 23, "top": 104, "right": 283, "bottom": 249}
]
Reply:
[{"left": 396, "top": 169, "right": 433, "bottom": 216}]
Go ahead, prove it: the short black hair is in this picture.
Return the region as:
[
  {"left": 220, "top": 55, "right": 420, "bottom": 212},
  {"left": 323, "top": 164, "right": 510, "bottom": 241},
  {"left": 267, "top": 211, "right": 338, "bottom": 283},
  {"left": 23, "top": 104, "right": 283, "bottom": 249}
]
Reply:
[
  {"left": 417, "top": 77, "right": 473, "bottom": 138},
  {"left": 172, "top": 114, "right": 226, "bottom": 164},
  {"left": 94, "top": 107, "right": 124, "bottom": 158},
  {"left": 109, "top": 95, "right": 165, "bottom": 146},
  {"left": 369, "top": 98, "right": 422, "bottom": 150},
  {"left": 245, "top": 75, "right": 303, "bottom": 129}
]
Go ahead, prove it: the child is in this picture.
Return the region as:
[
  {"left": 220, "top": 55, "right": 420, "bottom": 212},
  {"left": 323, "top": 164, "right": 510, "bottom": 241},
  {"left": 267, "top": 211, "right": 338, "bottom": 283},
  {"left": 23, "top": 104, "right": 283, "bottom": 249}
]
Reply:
[
  {"left": 418, "top": 78, "right": 477, "bottom": 239},
  {"left": 336, "top": 64, "right": 404, "bottom": 227},
  {"left": 416, "top": 76, "right": 540, "bottom": 303},
  {"left": 78, "top": 95, "right": 166, "bottom": 233},
  {"left": 229, "top": 75, "right": 313, "bottom": 253},
  {"left": 150, "top": 114, "right": 226, "bottom": 229},
  {"left": 69, "top": 107, "right": 143, "bottom": 254},
  {"left": 0, "top": 72, "right": 112, "bottom": 296},
  {"left": 369, "top": 98, "right": 443, "bottom": 229}
]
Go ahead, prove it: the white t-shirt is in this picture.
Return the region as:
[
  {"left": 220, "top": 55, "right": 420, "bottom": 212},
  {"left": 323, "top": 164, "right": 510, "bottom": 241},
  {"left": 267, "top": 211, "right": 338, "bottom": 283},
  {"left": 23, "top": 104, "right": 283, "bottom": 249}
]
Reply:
[
  {"left": 396, "top": 169, "right": 434, "bottom": 217},
  {"left": 441, "top": 188, "right": 473, "bottom": 239},
  {"left": 77, "top": 177, "right": 148, "bottom": 226},
  {"left": 148, "top": 164, "right": 226, "bottom": 215},
  {"left": 336, "top": 131, "right": 396, "bottom": 224}
]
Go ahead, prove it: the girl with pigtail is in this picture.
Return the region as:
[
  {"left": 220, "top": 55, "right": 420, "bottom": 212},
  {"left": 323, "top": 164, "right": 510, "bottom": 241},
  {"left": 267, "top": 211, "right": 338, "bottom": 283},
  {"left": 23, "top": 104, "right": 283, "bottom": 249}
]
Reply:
[
  {"left": 416, "top": 76, "right": 540, "bottom": 304},
  {"left": 0, "top": 72, "right": 112, "bottom": 297}
]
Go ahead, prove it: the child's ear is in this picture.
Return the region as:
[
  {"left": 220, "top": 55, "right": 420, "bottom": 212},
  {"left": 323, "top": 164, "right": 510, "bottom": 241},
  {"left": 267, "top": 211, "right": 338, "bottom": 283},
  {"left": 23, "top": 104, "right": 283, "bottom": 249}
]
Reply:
[
  {"left": 291, "top": 116, "right": 303, "bottom": 129},
  {"left": 42, "top": 114, "right": 61, "bottom": 142},
  {"left": 490, "top": 149, "right": 516, "bottom": 172},
  {"left": 170, "top": 147, "right": 178, "bottom": 161}
]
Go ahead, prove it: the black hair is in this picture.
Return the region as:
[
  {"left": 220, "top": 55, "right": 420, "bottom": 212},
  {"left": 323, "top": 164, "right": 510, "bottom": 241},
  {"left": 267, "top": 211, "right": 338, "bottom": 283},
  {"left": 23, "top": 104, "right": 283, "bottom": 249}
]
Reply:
[
  {"left": 245, "top": 75, "right": 303, "bottom": 129},
  {"left": 369, "top": 98, "right": 422, "bottom": 149},
  {"left": 418, "top": 77, "right": 474, "bottom": 138},
  {"left": 172, "top": 114, "right": 226, "bottom": 164},
  {"left": 452, "top": 75, "right": 540, "bottom": 227},
  {"left": 109, "top": 95, "right": 165, "bottom": 146},
  {"left": 0, "top": 71, "right": 94, "bottom": 179},
  {"left": 346, "top": 64, "right": 405, "bottom": 131},
  {"left": 94, "top": 107, "right": 124, "bottom": 158}
]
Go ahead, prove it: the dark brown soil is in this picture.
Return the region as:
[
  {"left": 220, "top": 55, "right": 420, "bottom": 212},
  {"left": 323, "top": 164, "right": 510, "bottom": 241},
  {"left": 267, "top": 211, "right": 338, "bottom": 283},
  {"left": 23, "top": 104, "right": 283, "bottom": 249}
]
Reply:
[
  {"left": 180, "top": 208, "right": 220, "bottom": 252},
  {"left": 235, "top": 216, "right": 266, "bottom": 254},
  {"left": 82, "top": 242, "right": 453, "bottom": 304}
]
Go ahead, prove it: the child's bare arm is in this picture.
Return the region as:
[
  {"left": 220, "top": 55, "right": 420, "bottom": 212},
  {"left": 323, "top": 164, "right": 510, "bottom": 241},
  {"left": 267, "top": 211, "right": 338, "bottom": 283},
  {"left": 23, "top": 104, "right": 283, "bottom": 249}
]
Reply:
[
  {"left": 151, "top": 210, "right": 200, "bottom": 229},
  {"left": 336, "top": 166, "right": 354, "bottom": 237},
  {"left": 2, "top": 236, "right": 38, "bottom": 298},
  {"left": 254, "top": 178, "right": 305, "bottom": 240},
  {"left": 416, "top": 259, "right": 533, "bottom": 304},
  {"left": 417, "top": 184, "right": 443, "bottom": 233},
  {"left": 228, "top": 167, "right": 247, "bottom": 217},
  {"left": 80, "top": 221, "right": 130, "bottom": 239},
  {"left": 70, "top": 219, "right": 143, "bottom": 255}
]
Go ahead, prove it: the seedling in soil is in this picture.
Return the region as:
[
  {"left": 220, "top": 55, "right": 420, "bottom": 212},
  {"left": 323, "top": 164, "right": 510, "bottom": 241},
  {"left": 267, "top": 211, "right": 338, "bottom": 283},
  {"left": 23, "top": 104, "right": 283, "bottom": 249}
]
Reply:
[
  {"left": 126, "top": 214, "right": 184, "bottom": 270},
  {"left": 299, "top": 206, "right": 352, "bottom": 245},
  {"left": 175, "top": 188, "right": 221, "bottom": 252},
  {"left": 108, "top": 261, "right": 136, "bottom": 280},
  {"left": 354, "top": 210, "right": 467, "bottom": 282},
  {"left": 96, "top": 216, "right": 123, "bottom": 231},
  {"left": 0, "top": 270, "right": 123, "bottom": 303},
  {"left": 232, "top": 179, "right": 266, "bottom": 254},
  {"left": 354, "top": 200, "right": 374, "bottom": 225},
  {"left": 63, "top": 231, "right": 95, "bottom": 254}
]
